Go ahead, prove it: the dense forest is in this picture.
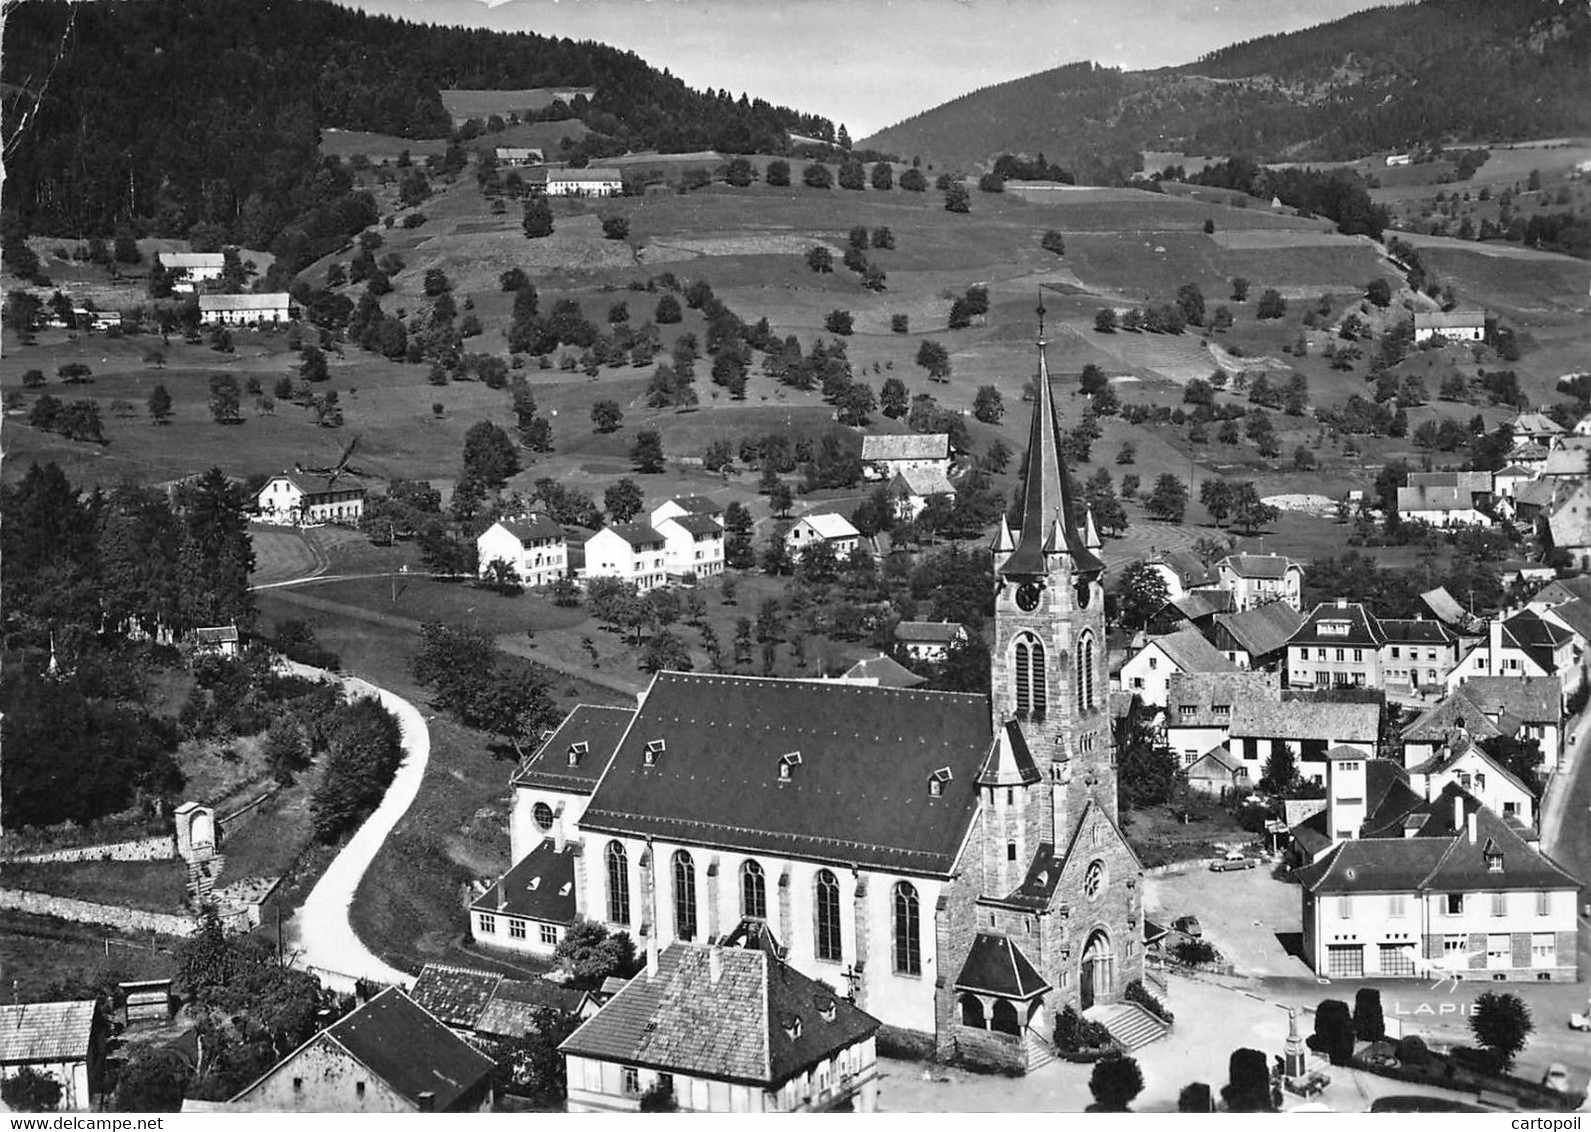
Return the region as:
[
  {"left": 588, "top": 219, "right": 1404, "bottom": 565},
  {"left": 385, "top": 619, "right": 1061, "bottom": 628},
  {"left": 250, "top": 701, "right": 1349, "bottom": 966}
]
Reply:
[
  {"left": 862, "top": 0, "right": 1590, "bottom": 171},
  {"left": 1, "top": 0, "right": 832, "bottom": 250}
]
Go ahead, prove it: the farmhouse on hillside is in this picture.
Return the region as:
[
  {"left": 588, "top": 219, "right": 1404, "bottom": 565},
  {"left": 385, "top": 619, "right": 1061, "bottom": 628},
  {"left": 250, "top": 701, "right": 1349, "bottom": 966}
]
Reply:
[
  {"left": 254, "top": 472, "right": 366, "bottom": 526},
  {"left": 785, "top": 512, "right": 861, "bottom": 562},
  {"left": 889, "top": 466, "right": 957, "bottom": 522},
  {"left": 156, "top": 251, "right": 226, "bottom": 292},
  {"left": 860, "top": 433, "right": 951, "bottom": 481},
  {"left": 198, "top": 292, "right": 293, "bottom": 326},
  {"left": 1412, "top": 309, "right": 1488, "bottom": 344},
  {"left": 538, "top": 168, "right": 624, "bottom": 197},
  {"left": 894, "top": 620, "right": 968, "bottom": 663}
]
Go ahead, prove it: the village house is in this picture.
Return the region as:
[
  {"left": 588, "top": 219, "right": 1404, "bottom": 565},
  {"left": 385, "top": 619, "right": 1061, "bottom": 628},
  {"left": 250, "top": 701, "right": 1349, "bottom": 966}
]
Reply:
[
  {"left": 408, "top": 964, "right": 596, "bottom": 1042},
  {"left": 198, "top": 292, "right": 293, "bottom": 326},
  {"left": 494, "top": 147, "right": 545, "bottom": 166},
  {"left": 1491, "top": 463, "right": 1537, "bottom": 500},
  {"left": 1530, "top": 573, "right": 1591, "bottom": 610},
  {"left": 471, "top": 834, "right": 580, "bottom": 958},
  {"left": 254, "top": 472, "right": 366, "bottom": 526},
  {"left": 230, "top": 989, "right": 495, "bottom": 1113},
  {"left": 1214, "top": 553, "right": 1304, "bottom": 611},
  {"left": 0, "top": 1000, "right": 106, "bottom": 1112},
  {"left": 1164, "top": 671, "right": 1281, "bottom": 767},
  {"left": 1148, "top": 589, "right": 1235, "bottom": 637},
  {"left": 1286, "top": 599, "right": 1387, "bottom": 689},
  {"left": 542, "top": 168, "right": 624, "bottom": 196},
  {"left": 1116, "top": 628, "right": 1237, "bottom": 707},
  {"left": 1142, "top": 551, "right": 1218, "bottom": 602},
  {"left": 1535, "top": 437, "right": 1591, "bottom": 480},
  {"left": 1511, "top": 478, "right": 1570, "bottom": 525},
  {"left": 654, "top": 513, "right": 725, "bottom": 582},
  {"left": 894, "top": 620, "right": 968, "bottom": 663},
  {"left": 1208, "top": 603, "right": 1304, "bottom": 672},
  {"left": 1506, "top": 441, "right": 1552, "bottom": 477},
  {"left": 1438, "top": 676, "right": 1565, "bottom": 774},
  {"left": 1402, "top": 732, "right": 1537, "bottom": 829},
  {"left": 860, "top": 432, "right": 951, "bottom": 481},
  {"left": 1545, "top": 482, "right": 1591, "bottom": 571},
  {"left": 1229, "top": 698, "right": 1381, "bottom": 787},
  {"left": 1510, "top": 411, "right": 1566, "bottom": 447},
  {"left": 1378, "top": 618, "right": 1461, "bottom": 691},
  {"left": 1412, "top": 309, "right": 1487, "bottom": 344},
  {"left": 189, "top": 624, "right": 241, "bottom": 659},
  {"left": 1295, "top": 759, "right": 1577, "bottom": 982},
  {"left": 889, "top": 466, "right": 957, "bottom": 522},
  {"left": 561, "top": 931, "right": 881, "bottom": 1113},
  {"left": 476, "top": 515, "right": 568, "bottom": 588},
  {"left": 1185, "top": 746, "right": 1248, "bottom": 797},
  {"left": 1396, "top": 471, "right": 1495, "bottom": 527},
  {"left": 584, "top": 523, "right": 668, "bottom": 593},
  {"left": 477, "top": 334, "right": 1157, "bottom": 1070},
  {"left": 649, "top": 496, "right": 724, "bottom": 530},
  {"left": 156, "top": 251, "right": 226, "bottom": 292},
  {"left": 784, "top": 513, "right": 861, "bottom": 562},
  {"left": 1447, "top": 611, "right": 1581, "bottom": 695}
]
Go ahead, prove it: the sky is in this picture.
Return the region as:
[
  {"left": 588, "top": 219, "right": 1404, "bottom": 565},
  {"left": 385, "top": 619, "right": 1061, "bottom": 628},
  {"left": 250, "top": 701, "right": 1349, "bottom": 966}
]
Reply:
[{"left": 344, "top": 0, "right": 1404, "bottom": 139}]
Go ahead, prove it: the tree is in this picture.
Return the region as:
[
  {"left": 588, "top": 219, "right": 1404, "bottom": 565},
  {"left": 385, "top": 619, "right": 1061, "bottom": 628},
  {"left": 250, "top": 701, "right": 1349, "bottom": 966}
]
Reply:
[
  {"left": 1222, "top": 1048, "right": 1273, "bottom": 1112},
  {"left": 642, "top": 628, "right": 693, "bottom": 672},
  {"left": 523, "top": 197, "right": 554, "bottom": 238},
  {"left": 766, "top": 159, "right": 791, "bottom": 187},
  {"left": 1143, "top": 474, "right": 1189, "bottom": 522},
  {"left": 1116, "top": 699, "right": 1177, "bottom": 807},
  {"left": 1262, "top": 743, "right": 1297, "bottom": 795},
  {"left": 116, "top": 1047, "right": 192, "bottom": 1112},
  {"left": 1354, "top": 987, "right": 1385, "bottom": 1042},
  {"left": 630, "top": 429, "right": 665, "bottom": 473},
  {"left": 870, "top": 161, "right": 894, "bottom": 191},
  {"left": 1366, "top": 277, "right": 1393, "bottom": 307},
  {"left": 1094, "top": 308, "right": 1117, "bottom": 333},
  {"left": 1469, "top": 991, "right": 1533, "bottom": 1070},
  {"left": 973, "top": 385, "right": 1004, "bottom": 424},
  {"left": 916, "top": 340, "right": 951, "bottom": 382},
  {"left": 655, "top": 293, "right": 682, "bottom": 324},
  {"left": 2, "top": 1066, "right": 63, "bottom": 1112},
  {"left": 1256, "top": 288, "right": 1288, "bottom": 319},
  {"left": 824, "top": 309, "right": 853, "bottom": 336},
  {"left": 943, "top": 182, "right": 971, "bottom": 213},
  {"left": 299, "top": 343, "right": 329, "bottom": 383},
  {"left": 769, "top": 481, "right": 793, "bottom": 518},
  {"left": 1178, "top": 1083, "right": 1213, "bottom": 1113},
  {"left": 1230, "top": 276, "right": 1250, "bottom": 302},
  {"left": 494, "top": 1007, "right": 584, "bottom": 1102},
  {"left": 880, "top": 377, "right": 909, "bottom": 419},
  {"left": 1310, "top": 999, "right": 1356, "bottom": 1066},
  {"left": 601, "top": 215, "right": 630, "bottom": 241},
  {"left": 208, "top": 374, "right": 241, "bottom": 424},
  {"left": 147, "top": 383, "right": 173, "bottom": 425},
  {"left": 1176, "top": 282, "right": 1206, "bottom": 326},
  {"left": 1089, "top": 1053, "right": 1144, "bottom": 1112},
  {"left": 604, "top": 478, "right": 644, "bottom": 522},
  {"left": 462, "top": 420, "right": 520, "bottom": 489},
  {"left": 1118, "top": 562, "right": 1170, "bottom": 630},
  {"left": 806, "top": 245, "right": 833, "bottom": 273},
  {"left": 591, "top": 399, "right": 623, "bottom": 433},
  {"left": 1042, "top": 229, "right": 1066, "bottom": 256},
  {"left": 802, "top": 163, "right": 833, "bottom": 189}
]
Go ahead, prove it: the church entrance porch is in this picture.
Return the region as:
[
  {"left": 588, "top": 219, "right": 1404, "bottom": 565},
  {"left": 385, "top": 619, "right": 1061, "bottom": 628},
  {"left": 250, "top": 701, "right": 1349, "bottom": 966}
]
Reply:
[{"left": 1080, "top": 929, "right": 1115, "bottom": 1010}]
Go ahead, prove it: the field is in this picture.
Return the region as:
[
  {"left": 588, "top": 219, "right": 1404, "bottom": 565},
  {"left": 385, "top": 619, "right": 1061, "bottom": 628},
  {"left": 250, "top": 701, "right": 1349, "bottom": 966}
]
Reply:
[
  {"left": 0, "top": 911, "right": 177, "bottom": 1002},
  {"left": 1, "top": 859, "right": 192, "bottom": 914}
]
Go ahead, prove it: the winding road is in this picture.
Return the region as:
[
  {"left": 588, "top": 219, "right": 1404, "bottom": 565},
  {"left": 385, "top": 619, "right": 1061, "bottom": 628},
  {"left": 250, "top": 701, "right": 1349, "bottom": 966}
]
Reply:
[{"left": 277, "top": 660, "right": 426, "bottom": 993}]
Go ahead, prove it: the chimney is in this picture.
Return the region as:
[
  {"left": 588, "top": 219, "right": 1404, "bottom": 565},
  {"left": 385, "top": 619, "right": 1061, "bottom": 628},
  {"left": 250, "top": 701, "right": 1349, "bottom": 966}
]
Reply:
[
  {"left": 1336, "top": 597, "right": 1348, "bottom": 608},
  {"left": 417, "top": 1092, "right": 435, "bottom": 1112},
  {"left": 1467, "top": 811, "right": 1478, "bottom": 844},
  {"left": 645, "top": 929, "right": 659, "bottom": 978},
  {"left": 553, "top": 802, "right": 566, "bottom": 853},
  {"left": 709, "top": 942, "right": 723, "bottom": 985},
  {"left": 1453, "top": 793, "right": 1464, "bottom": 834},
  {"left": 496, "top": 885, "right": 506, "bottom": 913}
]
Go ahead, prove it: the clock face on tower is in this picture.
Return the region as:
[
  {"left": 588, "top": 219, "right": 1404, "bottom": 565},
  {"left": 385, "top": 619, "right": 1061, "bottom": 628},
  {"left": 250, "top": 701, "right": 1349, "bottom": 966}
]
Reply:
[{"left": 1016, "top": 583, "right": 1043, "bottom": 612}]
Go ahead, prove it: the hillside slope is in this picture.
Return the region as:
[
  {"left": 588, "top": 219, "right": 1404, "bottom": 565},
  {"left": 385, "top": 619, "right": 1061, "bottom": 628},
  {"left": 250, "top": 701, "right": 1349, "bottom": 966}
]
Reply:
[{"left": 860, "top": 0, "right": 1591, "bottom": 173}]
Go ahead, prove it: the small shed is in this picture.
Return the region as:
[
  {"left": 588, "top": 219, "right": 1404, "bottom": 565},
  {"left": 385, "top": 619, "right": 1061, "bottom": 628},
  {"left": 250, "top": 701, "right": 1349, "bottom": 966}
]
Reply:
[{"left": 119, "top": 979, "right": 174, "bottom": 1026}]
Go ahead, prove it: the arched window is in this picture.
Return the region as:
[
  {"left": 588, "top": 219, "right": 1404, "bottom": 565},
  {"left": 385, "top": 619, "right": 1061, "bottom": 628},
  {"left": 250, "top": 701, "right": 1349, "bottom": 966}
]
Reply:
[
  {"left": 892, "top": 882, "right": 921, "bottom": 975},
  {"left": 815, "top": 869, "right": 842, "bottom": 961},
  {"left": 606, "top": 841, "right": 630, "bottom": 926},
  {"left": 741, "top": 859, "right": 767, "bottom": 920},
  {"left": 991, "top": 999, "right": 1021, "bottom": 1035},
  {"left": 673, "top": 850, "right": 698, "bottom": 941},
  {"left": 960, "top": 994, "right": 986, "bottom": 1028},
  {"left": 1077, "top": 631, "right": 1096, "bottom": 711},
  {"left": 1013, "top": 634, "right": 1046, "bottom": 716}
]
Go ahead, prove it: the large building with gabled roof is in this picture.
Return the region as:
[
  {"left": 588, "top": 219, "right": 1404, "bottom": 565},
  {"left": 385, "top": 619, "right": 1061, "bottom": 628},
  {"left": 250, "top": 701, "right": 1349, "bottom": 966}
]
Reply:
[{"left": 479, "top": 323, "right": 1149, "bottom": 1071}]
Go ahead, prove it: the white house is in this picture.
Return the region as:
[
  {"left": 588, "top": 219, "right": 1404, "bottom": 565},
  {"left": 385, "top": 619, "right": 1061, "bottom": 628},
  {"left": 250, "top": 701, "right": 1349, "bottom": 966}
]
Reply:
[
  {"left": 1164, "top": 671, "right": 1282, "bottom": 767},
  {"left": 1412, "top": 309, "right": 1487, "bottom": 344},
  {"left": 1445, "top": 612, "right": 1579, "bottom": 694},
  {"left": 894, "top": 621, "right": 967, "bottom": 663},
  {"left": 1404, "top": 734, "right": 1537, "bottom": 829},
  {"left": 0, "top": 1001, "right": 103, "bottom": 1111},
  {"left": 495, "top": 147, "right": 545, "bottom": 166},
  {"left": 471, "top": 836, "right": 580, "bottom": 959},
  {"left": 1396, "top": 471, "right": 1494, "bottom": 527},
  {"left": 1492, "top": 463, "right": 1536, "bottom": 500},
  {"left": 1116, "top": 628, "right": 1237, "bottom": 707},
  {"left": 561, "top": 935, "right": 881, "bottom": 1113},
  {"left": 156, "top": 251, "right": 226, "bottom": 292},
  {"left": 1437, "top": 676, "right": 1564, "bottom": 774},
  {"left": 890, "top": 467, "right": 956, "bottom": 522},
  {"left": 785, "top": 513, "right": 861, "bottom": 561},
  {"left": 1228, "top": 699, "right": 1380, "bottom": 787},
  {"left": 1143, "top": 552, "right": 1218, "bottom": 602},
  {"left": 1214, "top": 553, "right": 1304, "bottom": 612},
  {"left": 254, "top": 472, "right": 366, "bottom": 526},
  {"left": 1510, "top": 412, "right": 1565, "bottom": 447},
  {"left": 584, "top": 523, "right": 668, "bottom": 593},
  {"left": 655, "top": 514, "right": 725, "bottom": 581},
  {"left": 860, "top": 433, "right": 951, "bottom": 482},
  {"left": 198, "top": 292, "right": 293, "bottom": 326},
  {"left": 477, "top": 515, "right": 568, "bottom": 588},
  {"left": 543, "top": 168, "right": 624, "bottom": 196},
  {"left": 649, "top": 496, "right": 724, "bottom": 530}
]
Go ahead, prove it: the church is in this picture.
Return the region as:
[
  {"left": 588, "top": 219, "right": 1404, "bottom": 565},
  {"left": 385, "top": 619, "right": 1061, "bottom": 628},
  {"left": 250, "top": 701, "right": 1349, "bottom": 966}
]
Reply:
[{"left": 474, "top": 327, "right": 1149, "bottom": 1070}]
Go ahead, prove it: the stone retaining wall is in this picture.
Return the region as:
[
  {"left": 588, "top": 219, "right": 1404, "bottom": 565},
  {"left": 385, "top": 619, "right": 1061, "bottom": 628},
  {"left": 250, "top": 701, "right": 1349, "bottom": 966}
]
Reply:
[
  {"left": 0, "top": 887, "right": 252, "bottom": 936},
  {"left": 2, "top": 835, "right": 177, "bottom": 865}
]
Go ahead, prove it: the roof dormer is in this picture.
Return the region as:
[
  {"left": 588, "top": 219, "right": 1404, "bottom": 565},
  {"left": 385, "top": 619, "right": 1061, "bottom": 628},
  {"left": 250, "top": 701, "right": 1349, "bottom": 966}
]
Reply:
[
  {"left": 929, "top": 767, "right": 953, "bottom": 798},
  {"left": 778, "top": 751, "right": 803, "bottom": 782},
  {"left": 643, "top": 739, "right": 665, "bottom": 767},
  {"left": 568, "top": 740, "right": 589, "bottom": 767}
]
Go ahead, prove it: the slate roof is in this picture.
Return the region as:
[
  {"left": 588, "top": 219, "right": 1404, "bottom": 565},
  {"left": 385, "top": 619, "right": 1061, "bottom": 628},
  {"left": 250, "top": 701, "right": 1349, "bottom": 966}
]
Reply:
[
  {"left": 597, "top": 522, "right": 666, "bottom": 549},
  {"left": 471, "top": 839, "right": 578, "bottom": 924},
  {"left": 1169, "top": 590, "right": 1236, "bottom": 621},
  {"left": 548, "top": 167, "right": 622, "bottom": 182},
  {"left": 579, "top": 672, "right": 991, "bottom": 877},
  {"left": 660, "top": 513, "right": 725, "bottom": 538},
  {"left": 664, "top": 495, "right": 724, "bottom": 516},
  {"left": 475, "top": 980, "right": 591, "bottom": 1039},
  {"left": 497, "top": 515, "right": 565, "bottom": 544},
  {"left": 1534, "top": 575, "right": 1591, "bottom": 606},
  {"left": 1379, "top": 619, "right": 1457, "bottom": 647},
  {"left": 199, "top": 292, "right": 291, "bottom": 311},
  {"left": 158, "top": 252, "right": 226, "bottom": 270},
  {"left": 1001, "top": 347, "right": 1100, "bottom": 577},
  {"left": 954, "top": 933, "right": 1051, "bottom": 999},
  {"left": 1141, "top": 628, "right": 1238, "bottom": 674},
  {"left": 0, "top": 1000, "right": 97, "bottom": 1063},
  {"left": 1512, "top": 412, "right": 1565, "bottom": 437},
  {"left": 892, "top": 466, "right": 956, "bottom": 497},
  {"left": 239, "top": 989, "right": 495, "bottom": 1110},
  {"left": 1548, "top": 485, "right": 1591, "bottom": 549},
  {"left": 1296, "top": 838, "right": 1453, "bottom": 894},
  {"left": 1166, "top": 671, "right": 1280, "bottom": 728},
  {"left": 794, "top": 513, "right": 860, "bottom": 540},
  {"left": 1219, "top": 553, "right": 1300, "bottom": 580},
  {"left": 894, "top": 621, "right": 966, "bottom": 646},
  {"left": 560, "top": 943, "right": 880, "bottom": 1088},
  {"left": 1405, "top": 739, "right": 1536, "bottom": 801},
  {"left": 861, "top": 433, "right": 950, "bottom": 462},
  {"left": 1414, "top": 310, "right": 1487, "bottom": 330},
  {"left": 408, "top": 965, "right": 502, "bottom": 1029},
  {"left": 1455, "top": 676, "right": 1561, "bottom": 723},
  {"left": 1212, "top": 603, "right": 1304, "bottom": 658},
  {"left": 1398, "top": 483, "right": 1486, "bottom": 514},
  {"left": 193, "top": 625, "right": 240, "bottom": 644},
  {"left": 263, "top": 471, "right": 366, "bottom": 500},
  {"left": 1543, "top": 598, "right": 1591, "bottom": 643},
  {"left": 1288, "top": 601, "right": 1386, "bottom": 648},
  {"left": 1154, "top": 551, "right": 1217, "bottom": 590},
  {"left": 838, "top": 654, "right": 927, "bottom": 689},
  {"left": 1230, "top": 699, "right": 1379, "bottom": 743},
  {"left": 1402, "top": 695, "right": 1507, "bottom": 744},
  {"left": 511, "top": 704, "right": 635, "bottom": 793},
  {"left": 977, "top": 722, "right": 1041, "bottom": 788},
  {"left": 1499, "top": 609, "right": 1575, "bottom": 671}
]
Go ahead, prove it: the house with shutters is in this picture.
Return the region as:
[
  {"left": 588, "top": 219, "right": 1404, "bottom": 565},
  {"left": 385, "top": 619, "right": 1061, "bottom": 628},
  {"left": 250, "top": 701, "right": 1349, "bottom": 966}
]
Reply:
[
  {"left": 860, "top": 433, "right": 951, "bottom": 481},
  {"left": 1164, "top": 671, "right": 1282, "bottom": 768},
  {"left": 229, "top": 988, "right": 495, "bottom": 1112},
  {"left": 1445, "top": 610, "right": 1581, "bottom": 694},
  {"left": 1396, "top": 471, "right": 1496, "bottom": 527},
  {"left": 1116, "top": 628, "right": 1237, "bottom": 707},
  {"left": 198, "top": 292, "right": 293, "bottom": 326},
  {"left": 543, "top": 168, "right": 624, "bottom": 196},
  {"left": 1229, "top": 698, "right": 1381, "bottom": 787},
  {"left": 1378, "top": 619, "right": 1461, "bottom": 691},
  {"left": 475, "top": 326, "right": 1156, "bottom": 1072},
  {"left": 654, "top": 513, "right": 725, "bottom": 581},
  {"left": 785, "top": 513, "right": 862, "bottom": 562},
  {"left": 1402, "top": 733, "right": 1537, "bottom": 829},
  {"left": 1435, "top": 676, "right": 1564, "bottom": 774},
  {"left": 254, "top": 472, "right": 366, "bottom": 526},
  {"left": 1142, "top": 551, "right": 1218, "bottom": 603},
  {"left": 476, "top": 515, "right": 568, "bottom": 588},
  {"left": 1510, "top": 411, "right": 1566, "bottom": 447},
  {"left": 584, "top": 523, "right": 668, "bottom": 593},
  {"left": 1285, "top": 600, "right": 1387, "bottom": 689},
  {"left": 1294, "top": 756, "right": 1577, "bottom": 983},
  {"left": 561, "top": 930, "right": 881, "bottom": 1112},
  {"left": 1214, "top": 554, "right": 1304, "bottom": 611}
]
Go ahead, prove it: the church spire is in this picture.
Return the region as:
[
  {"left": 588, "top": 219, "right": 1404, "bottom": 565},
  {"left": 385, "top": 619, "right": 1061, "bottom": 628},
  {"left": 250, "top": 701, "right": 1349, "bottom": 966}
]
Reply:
[{"left": 1000, "top": 303, "right": 1101, "bottom": 578}]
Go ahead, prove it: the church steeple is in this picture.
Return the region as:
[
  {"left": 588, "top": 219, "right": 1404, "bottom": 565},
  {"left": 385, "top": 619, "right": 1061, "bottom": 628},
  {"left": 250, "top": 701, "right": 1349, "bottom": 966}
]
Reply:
[{"left": 999, "top": 308, "right": 1101, "bottom": 580}]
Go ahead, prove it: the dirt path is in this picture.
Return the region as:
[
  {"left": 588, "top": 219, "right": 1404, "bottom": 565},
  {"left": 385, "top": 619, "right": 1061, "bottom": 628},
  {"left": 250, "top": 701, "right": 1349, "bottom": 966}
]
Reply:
[{"left": 278, "top": 661, "right": 425, "bottom": 993}]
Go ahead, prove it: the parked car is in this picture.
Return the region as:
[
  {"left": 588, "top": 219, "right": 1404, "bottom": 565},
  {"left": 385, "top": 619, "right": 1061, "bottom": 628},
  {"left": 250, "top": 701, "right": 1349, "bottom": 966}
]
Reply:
[
  {"left": 1210, "top": 851, "right": 1258, "bottom": 872},
  {"left": 1544, "top": 1063, "right": 1572, "bottom": 1093},
  {"left": 1569, "top": 1011, "right": 1591, "bottom": 1032},
  {"left": 1172, "top": 915, "right": 1202, "bottom": 937}
]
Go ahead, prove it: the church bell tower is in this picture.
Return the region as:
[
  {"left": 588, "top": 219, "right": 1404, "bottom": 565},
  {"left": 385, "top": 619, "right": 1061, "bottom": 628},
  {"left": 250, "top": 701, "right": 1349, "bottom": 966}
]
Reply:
[{"left": 991, "top": 309, "right": 1116, "bottom": 852}]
